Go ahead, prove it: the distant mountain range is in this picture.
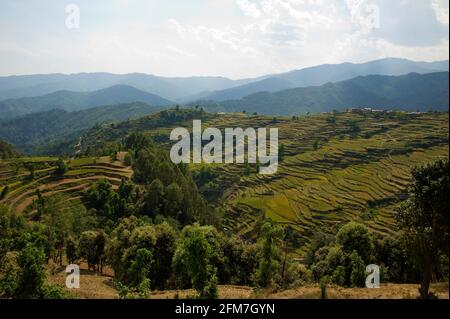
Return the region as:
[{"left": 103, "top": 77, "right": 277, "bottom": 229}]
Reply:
[
  {"left": 0, "top": 102, "right": 162, "bottom": 154},
  {"left": 196, "top": 58, "right": 449, "bottom": 101},
  {"left": 0, "top": 73, "right": 251, "bottom": 102},
  {"left": 0, "top": 85, "right": 173, "bottom": 119},
  {"left": 0, "top": 58, "right": 447, "bottom": 104},
  {"left": 194, "top": 72, "right": 449, "bottom": 116}
]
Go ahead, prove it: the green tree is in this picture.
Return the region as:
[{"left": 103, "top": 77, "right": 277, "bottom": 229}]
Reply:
[
  {"left": 336, "top": 222, "right": 374, "bottom": 264},
  {"left": 15, "top": 245, "right": 46, "bottom": 298},
  {"left": 254, "top": 221, "right": 284, "bottom": 288},
  {"left": 165, "top": 183, "right": 184, "bottom": 218},
  {"left": 349, "top": 251, "right": 366, "bottom": 287},
  {"left": 54, "top": 158, "right": 67, "bottom": 176},
  {"left": 331, "top": 265, "right": 346, "bottom": 286},
  {"left": 143, "top": 179, "right": 165, "bottom": 216},
  {"left": 151, "top": 222, "right": 178, "bottom": 289},
  {"left": 279, "top": 144, "right": 285, "bottom": 162},
  {"left": 174, "top": 224, "right": 218, "bottom": 298},
  {"left": 79, "top": 231, "right": 106, "bottom": 272},
  {"left": 66, "top": 236, "right": 78, "bottom": 264},
  {"left": 396, "top": 160, "right": 449, "bottom": 298}
]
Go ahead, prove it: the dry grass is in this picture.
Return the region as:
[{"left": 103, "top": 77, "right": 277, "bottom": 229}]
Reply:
[{"left": 46, "top": 263, "right": 449, "bottom": 300}]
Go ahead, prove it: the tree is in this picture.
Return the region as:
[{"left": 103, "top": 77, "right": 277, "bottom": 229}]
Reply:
[
  {"left": 396, "top": 160, "right": 449, "bottom": 298},
  {"left": 173, "top": 224, "right": 218, "bottom": 298},
  {"left": 165, "top": 183, "right": 184, "bottom": 218},
  {"left": 66, "top": 236, "right": 78, "bottom": 264},
  {"left": 79, "top": 231, "right": 106, "bottom": 272},
  {"left": 54, "top": 158, "right": 67, "bottom": 176},
  {"left": 151, "top": 222, "right": 178, "bottom": 289},
  {"left": 15, "top": 245, "right": 46, "bottom": 298},
  {"left": 313, "top": 140, "right": 319, "bottom": 151},
  {"left": 85, "top": 179, "right": 114, "bottom": 216},
  {"left": 332, "top": 265, "right": 346, "bottom": 286},
  {"left": 279, "top": 144, "right": 285, "bottom": 162},
  {"left": 24, "top": 162, "right": 35, "bottom": 179},
  {"left": 254, "top": 221, "right": 284, "bottom": 288},
  {"left": 349, "top": 251, "right": 366, "bottom": 287},
  {"left": 125, "top": 248, "right": 153, "bottom": 288},
  {"left": 336, "top": 222, "right": 374, "bottom": 264},
  {"left": 0, "top": 186, "right": 8, "bottom": 200},
  {"left": 123, "top": 153, "right": 132, "bottom": 166},
  {"left": 143, "top": 179, "right": 165, "bottom": 216}
]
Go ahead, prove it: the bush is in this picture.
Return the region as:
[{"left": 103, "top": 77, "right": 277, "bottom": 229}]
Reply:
[
  {"left": 331, "top": 266, "right": 346, "bottom": 286},
  {"left": 350, "top": 251, "right": 366, "bottom": 287},
  {"left": 123, "top": 153, "right": 132, "bottom": 166}
]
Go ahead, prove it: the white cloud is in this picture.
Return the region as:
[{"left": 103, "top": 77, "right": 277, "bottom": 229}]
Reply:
[
  {"left": 236, "top": 0, "right": 262, "bottom": 18},
  {"left": 431, "top": 0, "right": 449, "bottom": 25},
  {"left": 0, "top": 0, "right": 448, "bottom": 78}
]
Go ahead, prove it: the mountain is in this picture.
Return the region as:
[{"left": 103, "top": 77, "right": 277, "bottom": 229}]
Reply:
[
  {"left": 0, "top": 102, "right": 162, "bottom": 155},
  {"left": 1, "top": 58, "right": 447, "bottom": 103},
  {"left": 0, "top": 73, "right": 253, "bottom": 102},
  {"left": 194, "top": 72, "right": 449, "bottom": 116},
  {"left": 198, "top": 58, "right": 449, "bottom": 101},
  {"left": 0, "top": 85, "right": 173, "bottom": 119}
]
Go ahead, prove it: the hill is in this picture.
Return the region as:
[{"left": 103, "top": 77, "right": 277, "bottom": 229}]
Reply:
[
  {"left": 0, "top": 102, "right": 162, "bottom": 155},
  {"left": 0, "top": 153, "right": 132, "bottom": 215},
  {"left": 198, "top": 58, "right": 449, "bottom": 101},
  {"left": 0, "top": 85, "right": 173, "bottom": 119},
  {"left": 0, "top": 58, "right": 447, "bottom": 103},
  {"left": 0, "top": 73, "right": 251, "bottom": 102},
  {"left": 77, "top": 109, "right": 449, "bottom": 253},
  {"left": 194, "top": 72, "right": 449, "bottom": 116}
]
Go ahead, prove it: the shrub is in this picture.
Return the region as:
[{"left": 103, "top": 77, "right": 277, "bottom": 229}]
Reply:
[
  {"left": 331, "top": 266, "right": 346, "bottom": 286},
  {"left": 350, "top": 251, "right": 366, "bottom": 287}
]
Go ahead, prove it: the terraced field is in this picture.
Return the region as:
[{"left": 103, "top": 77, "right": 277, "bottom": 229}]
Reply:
[
  {"left": 31, "top": 109, "right": 449, "bottom": 255},
  {"left": 88, "top": 110, "right": 448, "bottom": 254},
  {"left": 0, "top": 152, "right": 132, "bottom": 215},
  {"left": 212, "top": 112, "right": 448, "bottom": 253}
]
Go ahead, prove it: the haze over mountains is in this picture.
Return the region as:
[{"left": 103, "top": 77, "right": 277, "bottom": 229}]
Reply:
[
  {"left": 0, "top": 85, "right": 172, "bottom": 119},
  {"left": 198, "top": 58, "right": 449, "bottom": 102},
  {"left": 0, "top": 58, "right": 447, "bottom": 104},
  {"left": 196, "top": 72, "right": 449, "bottom": 116}
]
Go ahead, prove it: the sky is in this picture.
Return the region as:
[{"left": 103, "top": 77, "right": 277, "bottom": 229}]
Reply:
[{"left": 0, "top": 0, "right": 448, "bottom": 79}]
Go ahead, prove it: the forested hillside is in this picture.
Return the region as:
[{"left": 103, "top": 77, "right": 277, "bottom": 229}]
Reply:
[
  {"left": 194, "top": 72, "right": 449, "bottom": 115},
  {"left": 0, "top": 102, "right": 163, "bottom": 155},
  {"left": 199, "top": 58, "right": 449, "bottom": 101},
  {"left": 0, "top": 85, "right": 173, "bottom": 119}
]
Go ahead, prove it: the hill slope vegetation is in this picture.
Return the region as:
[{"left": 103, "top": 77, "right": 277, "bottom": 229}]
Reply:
[
  {"left": 195, "top": 72, "right": 449, "bottom": 115},
  {"left": 0, "top": 85, "right": 173, "bottom": 119}
]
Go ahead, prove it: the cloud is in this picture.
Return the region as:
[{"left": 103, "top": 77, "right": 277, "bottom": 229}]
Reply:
[
  {"left": 236, "top": 0, "right": 262, "bottom": 18},
  {"left": 0, "top": 0, "right": 448, "bottom": 78}
]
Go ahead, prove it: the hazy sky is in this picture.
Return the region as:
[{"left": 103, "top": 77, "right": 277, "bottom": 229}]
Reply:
[{"left": 0, "top": 0, "right": 448, "bottom": 78}]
